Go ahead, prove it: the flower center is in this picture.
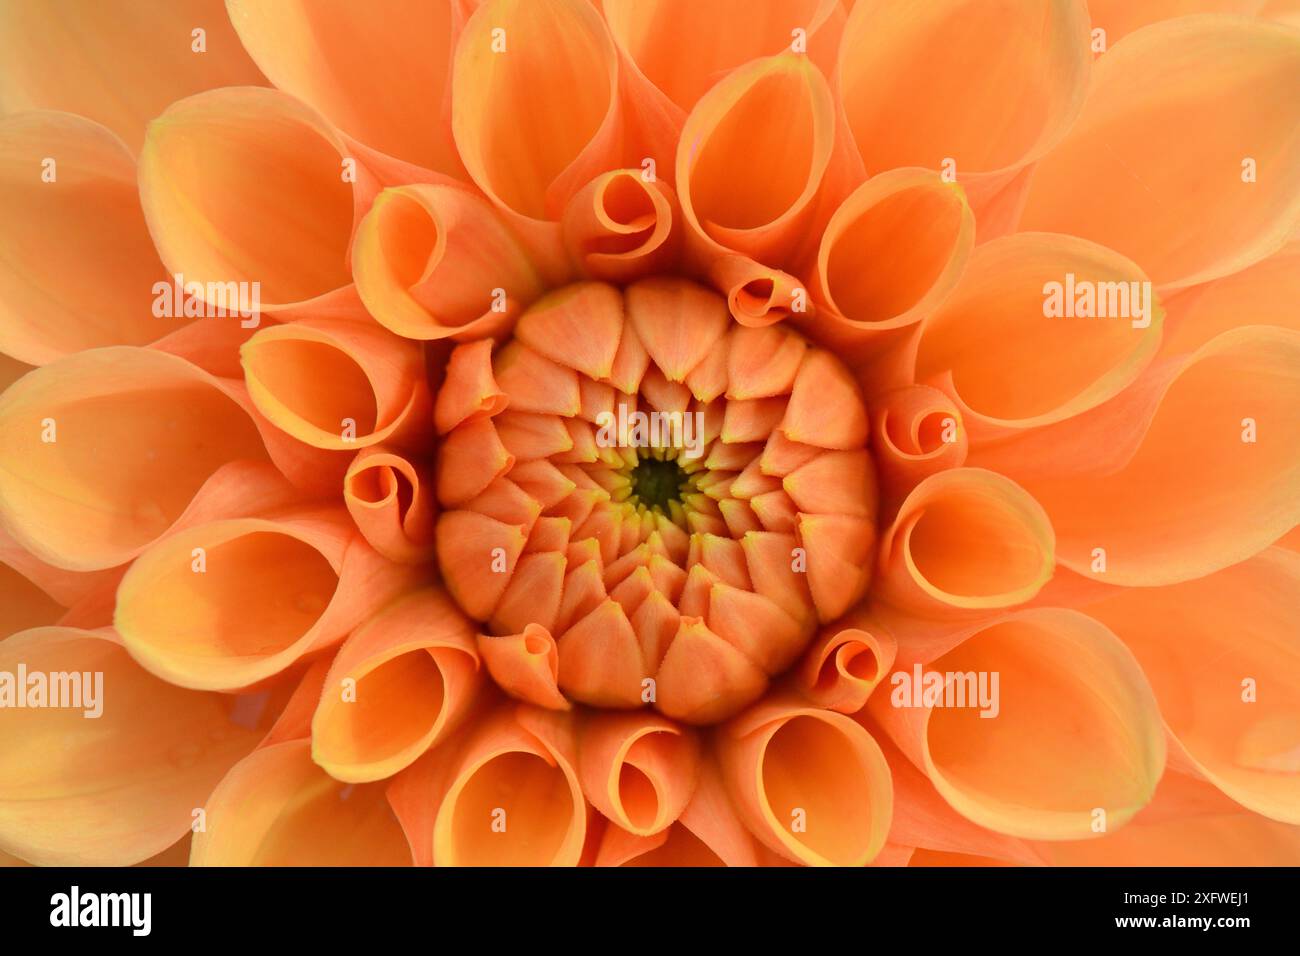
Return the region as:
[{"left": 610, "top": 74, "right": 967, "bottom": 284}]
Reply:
[{"left": 433, "top": 278, "right": 878, "bottom": 724}]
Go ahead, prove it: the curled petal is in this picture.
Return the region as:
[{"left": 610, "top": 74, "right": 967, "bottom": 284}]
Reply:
[
  {"left": 191, "top": 739, "right": 411, "bottom": 866},
  {"left": 915, "top": 233, "right": 1163, "bottom": 440},
  {"left": 241, "top": 317, "right": 431, "bottom": 450},
  {"left": 870, "top": 608, "right": 1166, "bottom": 840},
  {"left": 718, "top": 693, "right": 893, "bottom": 865},
  {"left": 870, "top": 385, "right": 968, "bottom": 510},
  {"left": 1021, "top": 16, "right": 1300, "bottom": 291},
  {"left": 677, "top": 53, "right": 836, "bottom": 264},
  {"left": 432, "top": 704, "right": 587, "bottom": 865},
  {"left": 999, "top": 328, "right": 1300, "bottom": 585},
  {"left": 344, "top": 445, "right": 437, "bottom": 564},
  {"left": 478, "top": 624, "right": 569, "bottom": 711},
  {"left": 0, "top": 627, "right": 264, "bottom": 865},
  {"left": 839, "top": 0, "right": 1091, "bottom": 176},
  {"left": 453, "top": 0, "right": 620, "bottom": 222},
  {"left": 706, "top": 256, "right": 808, "bottom": 328},
  {"left": 226, "top": 0, "right": 466, "bottom": 174},
  {"left": 0, "top": 0, "right": 266, "bottom": 152},
  {"left": 562, "top": 170, "right": 680, "bottom": 282},
  {"left": 353, "top": 184, "right": 543, "bottom": 340},
  {"left": 578, "top": 711, "right": 701, "bottom": 835},
  {"left": 139, "top": 87, "right": 370, "bottom": 316},
  {"left": 1087, "top": 549, "right": 1300, "bottom": 823},
  {"left": 795, "top": 612, "right": 897, "bottom": 714},
  {"left": 115, "top": 508, "right": 419, "bottom": 690},
  {"left": 0, "top": 112, "right": 188, "bottom": 364},
  {"left": 434, "top": 339, "right": 508, "bottom": 434},
  {"left": 0, "top": 347, "right": 268, "bottom": 570},
  {"left": 876, "top": 468, "right": 1054, "bottom": 613},
  {"left": 312, "top": 588, "right": 482, "bottom": 783}
]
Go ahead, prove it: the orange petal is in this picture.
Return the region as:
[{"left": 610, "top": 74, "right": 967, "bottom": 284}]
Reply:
[
  {"left": 0, "top": 112, "right": 189, "bottom": 363},
  {"left": 433, "top": 339, "right": 507, "bottom": 434},
  {"left": 513, "top": 281, "right": 625, "bottom": 380},
  {"left": 0, "top": 0, "right": 266, "bottom": 152},
  {"left": 870, "top": 385, "right": 968, "bottom": 509},
  {"left": 116, "top": 508, "right": 418, "bottom": 690},
  {"left": 795, "top": 613, "right": 896, "bottom": 713},
  {"left": 562, "top": 170, "right": 681, "bottom": 282},
  {"left": 312, "top": 588, "right": 482, "bottom": 783},
  {"left": 781, "top": 348, "right": 869, "bottom": 449},
  {"left": 226, "top": 0, "right": 466, "bottom": 174},
  {"left": 0, "top": 560, "right": 64, "bottom": 637},
  {"left": 718, "top": 693, "right": 893, "bottom": 865},
  {"left": 0, "top": 627, "right": 264, "bottom": 865},
  {"left": 478, "top": 624, "right": 569, "bottom": 711},
  {"left": 436, "top": 419, "right": 515, "bottom": 506},
  {"left": 578, "top": 711, "right": 701, "bottom": 835},
  {"left": 352, "top": 183, "right": 543, "bottom": 339},
  {"left": 0, "top": 347, "right": 268, "bottom": 570},
  {"left": 343, "top": 445, "right": 438, "bottom": 564},
  {"left": 869, "top": 608, "right": 1165, "bottom": 840},
  {"left": 241, "top": 316, "right": 431, "bottom": 450},
  {"left": 432, "top": 704, "right": 587, "bottom": 865},
  {"left": 876, "top": 468, "right": 1054, "bottom": 613},
  {"left": 1020, "top": 16, "right": 1300, "bottom": 290},
  {"left": 556, "top": 599, "right": 645, "bottom": 708},
  {"left": 655, "top": 617, "right": 769, "bottom": 724},
  {"left": 435, "top": 509, "right": 528, "bottom": 620},
  {"left": 191, "top": 739, "right": 411, "bottom": 865},
  {"left": 625, "top": 277, "right": 730, "bottom": 382}
]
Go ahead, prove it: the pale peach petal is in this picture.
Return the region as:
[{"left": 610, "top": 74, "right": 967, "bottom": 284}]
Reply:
[
  {"left": 705, "top": 256, "right": 810, "bottom": 328},
  {"left": 0, "top": 347, "right": 269, "bottom": 570},
  {"left": 436, "top": 419, "right": 515, "bottom": 506},
  {"left": 0, "top": 0, "right": 266, "bottom": 153},
  {"left": 433, "top": 339, "right": 507, "bottom": 434},
  {"left": 781, "top": 348, "right": 869, "bottom": 449},
  {"left": 655, "top": 617, "right": 769, "bottom": 724},
  {"left": 1086, "top": 549, "right": 1300, "bottom": 823},
  {"left": 513, "top": 282, "right": 625, "bottom": 380},
  {"left": 478, "top": 624, "right": 570, "bottom": 711},
  {"left": 1088, "top": 0, "right": 1264, "bottom": 46},
  {"left": 718, "top": 693, "right": 893, "bottom": 865},
  {"left": 870, "top": 608, "right": 1165, "bottom": 840},
  {"left": 312, "top": 588, "right": 482, "bottom": 783},
  {"left": 870, "top": 385, "right": 968, "bottom": 510},
  {"left": 795, "top": 611, "right": 897, "bottom": 714},
  {"left": 1020, "top": 16, "right": 1300, "bottom": 290},
  {"left": 435, "top": 509, "right": 528, "bottom": 619},
  {"left": 1002, "top": 328, "right": 1300, "bottom": 585},
  {"left": 578, "top": 710, "right": 700, "bottom": 835},
  {"left": 352, "top": 183, "right": 543, "bottom": 339},
  {"left": 915, "top": 233, "right": 1163, "bottom": 439},
  {"left": 562, "top": 170, "right": 681, "bottom": 282},
  {"left": 226, "top": 0, "right": 466, "bottom": 174},
  {"left": 0, "top": 112, "right": 189, "bottom": 364},
  {"left": 241, "top": 316, "right": 431, "bottom": 450},
  {"left": 139, "top": 87, "right": 372, "bottom": 317},
  {"left": 116, "top": 508, "right": 420, "bottom": 690},
  {"left": 432, "top": 704, "right": 587, "bottom": 866},
  {"left": 556, "top": 599, "right": 645, "bottom": 707},
  {"left": 875, "top": 468, "right": 1054, "bottom": 613},
  {"left": 0, "top": 627, "right": 265, "bottom": 865},
  {"left": 626, "top": 277, "right": 731, "bottom": 382},
  {"left": 344, "top": 445, "right": 437, "bottom": 564},
  {"left": 191, "top": 739, "right": 411, "bottom": 865},
  {"left": 839, "top": 0, "right": 1091, "bottom": 177}
]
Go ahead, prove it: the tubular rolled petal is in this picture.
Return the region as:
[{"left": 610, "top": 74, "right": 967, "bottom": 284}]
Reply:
[
  {"left": 0, "top": 112, "right": 190, "bottom": 364},
  {"left": 115, "top": 509, "right": 418, "bottom": 690},
  {"left": 452, "top": 0, "right": 621, "bottom": 222},
  {"left": 344, "top": 446, "right": 437, "bottom": 564},
  {"left": 226, "top": 0, "right": 466, "bottom": 174},
  {"left": 870, "top": 385, "right": 968, "bottom": 508},
  {"left": 190, "top": 739, "right": 411, "bottom": 865},
  {"left": 795, "top": 613, "right": 897, "bottom": 714},
  {"left": 808, "top": 169, "right": 974, "bottom": 345},
  {"left": 0, "top": 347, "right": 269, "bottom": 571},
  {"left": 477, "top": 625, "right": 570, "bottom": 711},
  {"left": 1010, "top": 327, "right": 1300, "bottom": 585},
  {"left": 0, "top": 0, "right": 267, "bottom": 152},
  {"left": 432, "top": 705, "right": 587, "bottom": 865},
  {"left": 1087, "top": 0, "right": 1264, "bottom": 45},
  {"left": 876, "top": 468, "right": 1055, "bottom": 612},
  {"left": 1086, "top": 549, "right": 1300, "bottom": 823},
  {"left": 915, "top": 233, "right": 1163, "bottom": 439},
  {"left": 1020, "top": 16, "right": 1300, "bottom": 291},
  {"left": 871, "top": 608, "right": 1166, "bottom": 840},
  {"left": 0, "top": 627, "right": 264, "bottom": 866},
  {"left": 562, "top": 170, "right": 680, "bottom": 282},
  {"left": 578, "top": 711, "right": 701, "bottom": 835},
  {"left": 707, "top": 256, "right": 809, "bottom": 328},
  {"left": 353, "top": 183, "right": 543, "bottom": 339},
  {"left": 241, "top": 317, "right": 431, "bottom": 450},
  {"left": 139, "top": 87, "right": 367, "bottom": 315},
  {"left": 718, "top": 695, "right": 893, "bottom": 865},
  {"left": 676, "top": 53, "right": 836, "bottom": 264},
  {"left": 838, "top": 0, "right": 1091, "bottom": 176},
  {"left": 312, "top": 588, "right": 482, "bottom": 783}
]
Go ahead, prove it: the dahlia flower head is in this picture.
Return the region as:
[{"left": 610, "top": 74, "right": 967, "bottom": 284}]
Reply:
[{"left": 0, "top": 0, "right": 1298, "bottom": 869}]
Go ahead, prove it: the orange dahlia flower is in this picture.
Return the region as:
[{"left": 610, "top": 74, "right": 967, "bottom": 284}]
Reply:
[{"left": 0, "top": 0, "right": 1298, "bottom": 869}]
